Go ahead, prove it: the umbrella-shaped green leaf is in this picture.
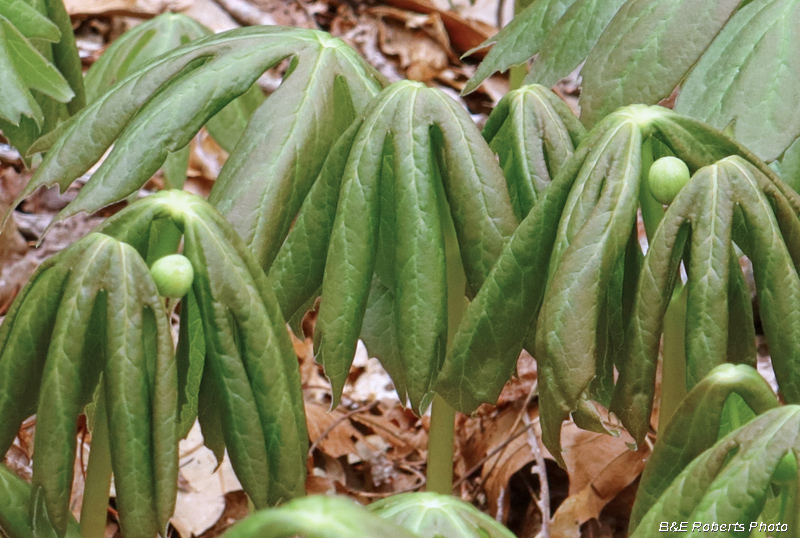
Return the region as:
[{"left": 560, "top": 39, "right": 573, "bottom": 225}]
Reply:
[
  {"left": 631, "top": 406, "right": 800, "bottom": 537},
  {"left": 222, "top": 496, "right": 421, "bottom": 538},
  {"left": 369, "top": 492, "right": 516, "bottom": 538},
  {"left": 629, "top": 364, "right": 779, "bottom": 531},
  {"left": 674, "top": 0, "right": 800, "bottom": 162},
  {"left": 612, "top": 156, "right": 800, "bottom": 442},
  {"left": 0, "top": 232, "right": 177, "bottom": 538},
  {"left": 299, "top": 81, "right": 517, "bottom": 411},
  {"left": 12, "top": 26, "right": 383, "bottom": 277},
  {"left": 482, "top": 84, "right": 584, "bottom": 220},
  {"left": 99, "top": 190, "right": 308, "bottom": 506},
  {"left": 435, "top": 105, "right": 800, "bottom": 463}
]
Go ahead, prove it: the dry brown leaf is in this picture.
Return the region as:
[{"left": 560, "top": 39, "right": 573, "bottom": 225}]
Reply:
[
  {"left": 550, "top": 426, "right": 650, "bottom": 538},
  {"left": 306, "top": 401, "right": 362, "bottom": 459},
  {"left": 171, "top": 422, "right": 243, "bottom": 538},
  {"left": 370, "top": 7, "right": 450, "bottom": 83},
  {"left": 382, "top": 0, "right": 496, "bottom": 56}
]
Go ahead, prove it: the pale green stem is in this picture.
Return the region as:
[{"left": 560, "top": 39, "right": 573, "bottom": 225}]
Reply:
[
  {"left": 658, "top": 283, "right": 687, "bottom": 429},
  {"left": 509, "top": 65, "right": 527, "bottom": 91},
  {"left": 426, "top": 171, "right": 468, "bottom": 494},
  {"left": 81, "top": 386, "right": 112, "bottom": 538},
  {"left": 427, "top": 395, "right": 457, "bottom": 494}
]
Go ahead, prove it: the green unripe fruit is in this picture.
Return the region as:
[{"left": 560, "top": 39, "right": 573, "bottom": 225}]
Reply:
[
  {"left": 149, "top": 254, "right": 194, "bottom": 298},
  {"left": 648, "top": 156, "right": 691, "bottom": 205},
  {"left": 772, "top": 451, "right": 798, "bottom": 485}
]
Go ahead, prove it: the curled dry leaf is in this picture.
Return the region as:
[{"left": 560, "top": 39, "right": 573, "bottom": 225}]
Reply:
[{"left": 550, "top": 427, "right": 651, "bottom": 538}]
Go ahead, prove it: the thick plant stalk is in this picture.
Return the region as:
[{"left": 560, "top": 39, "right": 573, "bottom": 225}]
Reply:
[
  {"left": 81, "top": 387, "right": 112, "bottom": 538},
  {"left": 427, "top": 395, "right": 457, "bottom": 494},
  {"left": 427, "top": 171, "right": 469, "bottom": 494},
  {"left": 658, "top": 284, "right": 687, "bottom": 430}
]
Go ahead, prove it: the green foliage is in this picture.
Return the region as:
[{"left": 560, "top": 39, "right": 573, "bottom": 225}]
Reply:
[
  {"left": 0, "top": 466, "right": 81, "bottom": 538},
  {"left": 221, "top": 493, "right": 515, "bottom": 538},
  {"left": 0, "top": 232, "right": 177, "bottom": 538},
  {"left": 482, "top": 84, "right": 585, "bottom": 220},
  {"left": 466, "top": 0, "right": 800, "bottom": 163},
  {"left": 611, "top": 155, "right": 800, "bottom": 441},
  {"left": 435, "top": 104, "right": 800, "bottom": 462},
  {"left": 0, "top": 0, "right": 84, "bottom": 159},
  {"left": 222, "top": 496, "right": 420, "bottom": 538},
  {"left": 82, "top": 12, "right": 266, "bottom": 188},
  {"left": 674, "top": 0, "right": 800, "bottom": 162},
  {"left": 629, "top": 364, "right": 779, "bottom": 530},
  {"left": 12, "top": 25, "right": 384, "bottom": 274},
  {"left": 0, "top": 191, "right": 308, "bottom": 535},
  {"left": 267, "top": 80, "right": 517, "bottom": 411},
  {"left": 630, "top": 370, "right": 798, "bottom": 537},
  {"left": 368, "top": 492, "right": 516, "bottom": 538}
]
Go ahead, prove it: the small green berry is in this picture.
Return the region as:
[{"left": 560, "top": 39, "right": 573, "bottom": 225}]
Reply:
[
  {"left": 648, "top": 156, "right": 691, "bottom": 205},
  {"left": 149, "top": 254, "right": 194, "bottom": 298}
]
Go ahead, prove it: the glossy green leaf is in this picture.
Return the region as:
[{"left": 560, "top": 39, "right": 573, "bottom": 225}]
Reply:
[
  {"left": 629, "top": 364, "right": 778, "bottom": 531},
  {"left": 675, "top": 0, "right": 800, "bottom": 162},
  {"left": 14, "top": 27, "right": 382, "bottom": 241},
  {"left": 84, "top": 13, "right": 209, "bottom": 102},
  {"left": 266, "top": 121, "right": 361, "bottom": 324},
  {"left": 462, "top": 0, "right": 579, "bottom": 95},
  {"left": 314, "top": 81, "right": 516, "bottom": 410},
  {"left": 612, "top": 157, "right": 800, "bottom": 444},
  {"left": 536, "top": 112, "right": 647, "bottom": 459},
  {"left": 0, "top": 467, "right": 80, "bottom": 538},
  {"left": 222, "top": 496, "right": 421, "bottom": 538},
  {"left": 209, "top": 42, "right": 382, "bottom": 271},
  {"left": 482, "top": 84, "right": 584, "bottom": 220},
  {"left": 176, "top": 287, "right": 206, "bottom": 437},
  {"left": 435, "top": 139, "right": 593, "bottom": 414},
  {"left": 0, "top": 0, "right": 60, "bottom": 41},
  {"left": 631, "top": 406, "right": 800, "bottom": 537},
  {"left": 524, "top": 0, "right": 627, "bottom": 88},
  {"left": 780, "top": 136, "right": 800, "bottom": 192},
  {"left": 0, "top": 232, "right": 179, "bottom": 538},
  {"left": 579, "top": 0, "right": 741, "bottom": 126},
  {"left": 100, "top": 190, "right": 308, "bottom": 506},
  {"left": 440, "top": 104, "right": 800, "bottom": 463},
  {"left": 0, "top": 17, "right": 71, "bottom": 126},
  {"left": 84, "top": 12, "right": 264, "bottom": 153},
  {"left": 41, "top": 0, "right": 85, "bottom": 115},
  {"left": 369, "top": 492, "right": 516, "bottom": 538}
]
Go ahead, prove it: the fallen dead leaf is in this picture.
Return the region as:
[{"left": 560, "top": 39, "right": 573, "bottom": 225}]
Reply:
[{"left": 550, "top": 426, "right": 650, "bottom": 538}]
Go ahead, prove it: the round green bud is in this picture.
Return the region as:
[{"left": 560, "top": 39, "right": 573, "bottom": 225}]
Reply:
[
  {"left": 648, "top": 156, "right": 691, "bottom": 205},
  {"left": 149, "top": 254, "right": 194, "bottom": 298},
  {"left": 772, "top": 451, "right": 798, "bottom": 485}
]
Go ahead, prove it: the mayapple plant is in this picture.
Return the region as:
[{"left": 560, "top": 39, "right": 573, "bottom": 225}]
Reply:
[
  {"left": 220, "top": 493, "right": 515, "bottom": 538},
  {"left": 82, "top": 12, "right": 266, "bottom": 188},
  {"left": 0, "top": 190, "right": 308, "bottom": 538},
  {"left": 466, "top": 0, "right": 800, "bottom": 174},
  {"left": 13, "top": 24, "right": 384, "bottom": 276},
  {"left": 434, "top": 103, "right": 800, "bottom": 460},
  {"left": 630, "top": 364, "right": 799, "bottom": 536},
  {"left": 0, "top": 0, "right": 84, "bottom": 159}
]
